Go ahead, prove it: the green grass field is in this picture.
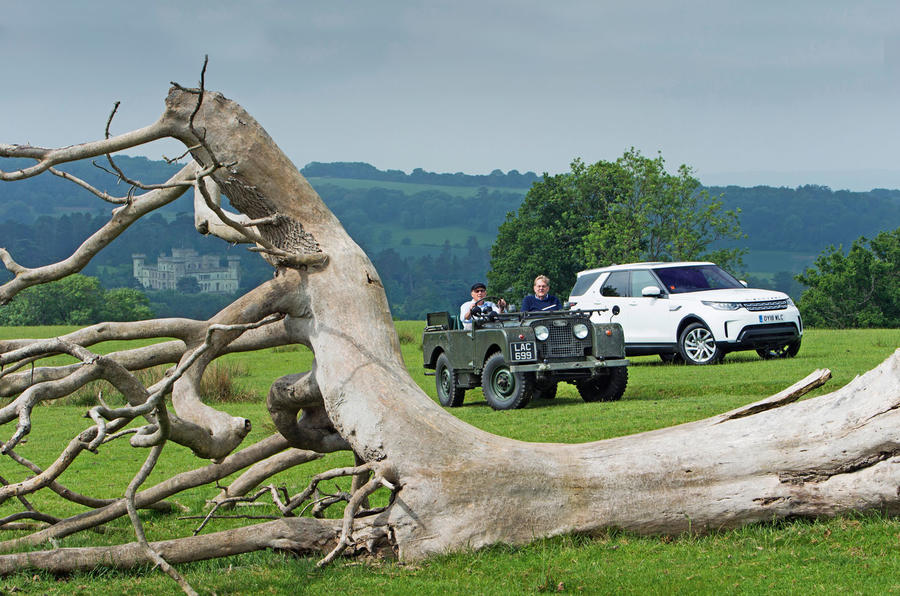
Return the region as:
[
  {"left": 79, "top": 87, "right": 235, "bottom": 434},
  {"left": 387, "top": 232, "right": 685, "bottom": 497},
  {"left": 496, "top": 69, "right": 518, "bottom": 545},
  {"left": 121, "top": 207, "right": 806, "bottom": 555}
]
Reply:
[{"left": 1, "top": 325, "right": 898, "bottom": 594}]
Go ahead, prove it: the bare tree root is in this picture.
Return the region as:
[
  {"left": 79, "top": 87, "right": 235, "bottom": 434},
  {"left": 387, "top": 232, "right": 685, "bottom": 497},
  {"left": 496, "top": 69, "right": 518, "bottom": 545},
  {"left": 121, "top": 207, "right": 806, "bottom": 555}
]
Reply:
[
  {"left": 0, "top": 434, "right": 291, "bottom": 553},
  {"left": 0, "top": 517, "right": 371, "bottom": 576},
  {"left": 1, "top": 430, "right": 100, "bottom": 504},
  {"left": 0, "top": 474, "right": 61, "bottom": 529},
  {"left": 193, "top": 460, "right": 399, "bottom": 568},
  {"left": 4, "top": 448, "right": 178, "bottom": 512},
  {"left": 349, "top": 451, "right": 372, "bottom": 510},
  {"left": 716, "top": 368, "right": 832, "bottom": 421},
  {"left": 0, "top": 513, "right": 60, "bottom": 529},
  {"left": 124, "top": 444, "right": 198, "bottom": 596},
  {"left": 212, "top": 448, "right": 322, "bottom": 504},
  {"left": 316, "top": 463, "right": 398, "bottom": 567},
  {"left": 267, "top": 365, "right": 350, "bottom": 453},
  {"left": 0, "top": 317, "right": 276, "bottom": 461},
  {"left": 0, "top": 310, "right": 295, "bottom": 398},
  {"left": 193, "top": 485, "right": 289, "bottom": 535}
]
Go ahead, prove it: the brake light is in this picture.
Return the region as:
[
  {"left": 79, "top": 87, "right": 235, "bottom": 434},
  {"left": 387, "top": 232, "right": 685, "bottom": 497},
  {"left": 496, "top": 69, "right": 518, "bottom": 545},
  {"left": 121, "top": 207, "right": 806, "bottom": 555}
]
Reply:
[{"left": 606, "top": 330, "right": 612, "bottom": 336}]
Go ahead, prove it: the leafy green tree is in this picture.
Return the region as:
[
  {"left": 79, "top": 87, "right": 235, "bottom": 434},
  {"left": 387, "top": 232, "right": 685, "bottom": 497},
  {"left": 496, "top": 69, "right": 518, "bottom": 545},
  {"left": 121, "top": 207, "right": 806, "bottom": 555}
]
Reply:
[
  {"left": 0, "top": 274, "right": 154, "bottom": 325},
  {"left": 101, "top": 288, "right": 154, "bottom": 322},
  {"left": 796, "top": 228, "right": 900, "bottom": 328},
  {"left": 0, "top": 275, "right": 104, "bottom": 325},
  {"left": 488, "top": 149, "right": 744, "bottom": 300}
]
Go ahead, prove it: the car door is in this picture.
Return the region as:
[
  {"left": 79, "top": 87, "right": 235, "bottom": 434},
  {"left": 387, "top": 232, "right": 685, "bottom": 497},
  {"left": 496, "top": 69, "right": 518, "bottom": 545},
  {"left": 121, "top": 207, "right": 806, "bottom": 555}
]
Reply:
[
  {"left": 591, "top": 270, "right": 633, "bottom": 329},
  {"left": 619, "top": 269, "right": 677, "bottom": 344}
]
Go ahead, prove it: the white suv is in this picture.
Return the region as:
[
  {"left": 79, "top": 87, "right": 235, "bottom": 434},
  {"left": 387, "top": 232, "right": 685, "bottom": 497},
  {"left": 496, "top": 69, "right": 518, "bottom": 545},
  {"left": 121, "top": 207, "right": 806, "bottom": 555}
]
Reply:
[{"left": 566, "top": 262, "right": 803, "bottom": 365}]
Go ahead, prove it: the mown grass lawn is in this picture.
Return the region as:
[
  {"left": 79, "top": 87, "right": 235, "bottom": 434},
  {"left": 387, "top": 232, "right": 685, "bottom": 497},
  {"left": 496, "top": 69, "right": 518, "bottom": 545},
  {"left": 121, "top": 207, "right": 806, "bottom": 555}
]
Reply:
[{"left": 0, "top": 325, "right": 898, "bottom": 594}]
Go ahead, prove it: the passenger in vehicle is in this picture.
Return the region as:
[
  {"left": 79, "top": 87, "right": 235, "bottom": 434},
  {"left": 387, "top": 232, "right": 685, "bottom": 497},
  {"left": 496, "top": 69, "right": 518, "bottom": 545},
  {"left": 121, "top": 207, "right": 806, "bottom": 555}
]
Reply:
[
  {"left": 521, "top": 275, "right": 562, "bottom": 312},
  {"left": 460, "top": 282, "right": 506, "bottom": 329}
]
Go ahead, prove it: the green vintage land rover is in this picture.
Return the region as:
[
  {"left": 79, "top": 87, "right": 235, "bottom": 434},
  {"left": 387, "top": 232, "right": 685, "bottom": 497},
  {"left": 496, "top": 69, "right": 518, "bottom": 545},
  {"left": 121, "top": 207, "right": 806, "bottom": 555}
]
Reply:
[{"left": 422, "top": 306, "right": 629, "bottom": 410}]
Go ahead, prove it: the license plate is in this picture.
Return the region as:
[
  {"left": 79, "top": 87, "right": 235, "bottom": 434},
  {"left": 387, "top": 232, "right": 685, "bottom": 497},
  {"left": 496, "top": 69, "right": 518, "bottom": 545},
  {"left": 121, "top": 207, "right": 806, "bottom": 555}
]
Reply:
[
  {"left": 510, "top": 341, "right": 536, "bottom": 362},
  {"left": 759, "top": 314, "right": 785, "bottom": 322}
]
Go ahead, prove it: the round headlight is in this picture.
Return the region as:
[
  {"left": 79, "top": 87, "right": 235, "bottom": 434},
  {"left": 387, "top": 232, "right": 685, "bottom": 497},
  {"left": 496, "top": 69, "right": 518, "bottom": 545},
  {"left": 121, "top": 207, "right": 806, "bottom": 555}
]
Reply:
[
  {"left": 573, "top": 323, "right": 589, "bottom": 339},
  {"left": 534, "top": 325, "right": 550, "bottom": 341}
]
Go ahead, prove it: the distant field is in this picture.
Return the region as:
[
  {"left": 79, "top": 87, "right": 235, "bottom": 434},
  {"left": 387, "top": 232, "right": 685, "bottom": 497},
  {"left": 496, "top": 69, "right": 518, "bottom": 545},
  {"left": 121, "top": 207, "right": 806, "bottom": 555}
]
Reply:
[
  {"left": 742, "top": 249, "right": 819, "bottom": 276},
  {"left": 306, "top": 176, "right": 529, "bottom": 198},
  {"left": 360, "top": 224, "right": 498, "bottom": 257},
  {"left": 1, "top": 324, "right": 898, "bottom": 593}
]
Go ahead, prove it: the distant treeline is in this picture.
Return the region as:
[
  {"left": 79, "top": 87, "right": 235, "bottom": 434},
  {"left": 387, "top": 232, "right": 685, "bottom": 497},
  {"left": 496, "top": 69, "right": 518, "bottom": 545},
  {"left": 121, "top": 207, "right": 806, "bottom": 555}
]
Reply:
[
  {"left": 315, "top": 183, "right": 522, "bottom": 237},
  {"left": 4, "top": 155, "right": 898, "bottom": 254},
  {"left": 2, "top": 155, "right": 900, "bottom": 320},
  {"left": 301, "top": 161, "right": 540, "bottom": 189},
  {"left": 709, "top": 184, "right": 900, "bottom": 252}
]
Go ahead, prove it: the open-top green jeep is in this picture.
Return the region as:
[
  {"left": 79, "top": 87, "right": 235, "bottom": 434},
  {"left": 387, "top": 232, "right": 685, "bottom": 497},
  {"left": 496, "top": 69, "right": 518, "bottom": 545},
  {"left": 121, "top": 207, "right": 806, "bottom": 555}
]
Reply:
[{"left": 422, "top": 307, "right": 629, "bottom": 410}]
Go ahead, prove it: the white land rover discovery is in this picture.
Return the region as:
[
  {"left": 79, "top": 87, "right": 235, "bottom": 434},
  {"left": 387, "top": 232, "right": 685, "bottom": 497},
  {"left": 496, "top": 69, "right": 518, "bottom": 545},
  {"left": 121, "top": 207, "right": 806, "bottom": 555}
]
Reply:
[{"left": 566, "top": 262, "right": 803, "bottom": 365}]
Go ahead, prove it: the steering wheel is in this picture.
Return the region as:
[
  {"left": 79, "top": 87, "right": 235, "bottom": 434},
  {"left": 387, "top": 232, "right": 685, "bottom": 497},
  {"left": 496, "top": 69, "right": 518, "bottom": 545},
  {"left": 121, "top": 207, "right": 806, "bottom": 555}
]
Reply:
[{"left": 471, "top": 296, "right": 506, "bottom": 322}]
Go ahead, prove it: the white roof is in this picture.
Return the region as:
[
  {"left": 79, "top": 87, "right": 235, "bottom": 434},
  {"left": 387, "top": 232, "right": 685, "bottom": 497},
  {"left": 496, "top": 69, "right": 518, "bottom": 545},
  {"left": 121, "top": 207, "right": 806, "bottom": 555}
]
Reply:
[{"left": 576, "top": 261, "right": 715, "bottom": 276}]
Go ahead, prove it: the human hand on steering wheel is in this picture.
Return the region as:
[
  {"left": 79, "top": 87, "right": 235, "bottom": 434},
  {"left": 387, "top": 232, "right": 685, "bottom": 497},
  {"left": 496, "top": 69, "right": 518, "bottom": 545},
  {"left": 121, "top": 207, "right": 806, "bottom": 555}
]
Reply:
[
  {"left": 484, "top": 296, "right": 507, "bottom": 312},
  {"left": 471, "top": 296, "right": 507, "bottom": 319}
]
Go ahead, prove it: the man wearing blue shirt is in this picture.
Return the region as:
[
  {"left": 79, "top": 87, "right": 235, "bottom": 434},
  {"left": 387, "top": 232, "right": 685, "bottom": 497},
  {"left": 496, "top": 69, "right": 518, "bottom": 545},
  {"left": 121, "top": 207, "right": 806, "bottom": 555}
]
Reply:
[{"left": 521, "top": 275, "right": 562, "bottom": 312}]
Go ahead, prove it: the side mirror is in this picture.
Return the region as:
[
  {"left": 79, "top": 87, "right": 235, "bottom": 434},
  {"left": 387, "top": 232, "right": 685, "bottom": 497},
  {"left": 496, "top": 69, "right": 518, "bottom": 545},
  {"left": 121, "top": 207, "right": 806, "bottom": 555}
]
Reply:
[{"left": 641, "top": 285, "right": 663, "bottom": 298}]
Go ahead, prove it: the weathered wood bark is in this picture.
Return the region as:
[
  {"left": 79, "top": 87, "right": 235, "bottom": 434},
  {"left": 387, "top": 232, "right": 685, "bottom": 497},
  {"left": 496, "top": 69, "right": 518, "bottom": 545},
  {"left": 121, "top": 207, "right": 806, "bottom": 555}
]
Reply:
[
  {"left": 1, "top": 85, "right": 899, "bottom": 575},
  {"left": 0, "top": 517, "right": 345, "bottom": 575}
]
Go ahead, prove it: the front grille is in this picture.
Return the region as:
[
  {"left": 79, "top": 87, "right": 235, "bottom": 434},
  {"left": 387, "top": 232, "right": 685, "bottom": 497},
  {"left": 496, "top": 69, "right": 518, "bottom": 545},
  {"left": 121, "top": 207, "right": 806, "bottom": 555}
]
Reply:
[
  {"left": 534, "top": 319, "right": 592, "bottom": 359},
  {"left": 737, "top": 323, "right": 800, "bottom": 346},
  {"left": 742, "top": 299, "right": 788, "bottom": 311}
]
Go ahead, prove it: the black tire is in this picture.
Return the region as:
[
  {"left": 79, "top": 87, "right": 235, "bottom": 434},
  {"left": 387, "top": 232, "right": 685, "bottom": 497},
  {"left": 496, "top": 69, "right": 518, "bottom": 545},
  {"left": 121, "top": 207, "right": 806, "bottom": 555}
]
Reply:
[
  {"left": 481, "top": 352, "right": 531, "bottom": 410},
  {"left": 678, "top": 322, "right": 724, "bottom": 365},
  {"left": 435, "top": 353, "right": 465, "bottom": 407},
  {"left": 659, "top": 353, "right": 684, "bottom": 365},
  {"left": 576, "top": 367, "right": 628, "bottom": 402},
  {"left": 756, "top": 338, "right": 802, "bottom": 360},
  {"left": 532, "top": 378, "right": 558, "bottom": 400}
]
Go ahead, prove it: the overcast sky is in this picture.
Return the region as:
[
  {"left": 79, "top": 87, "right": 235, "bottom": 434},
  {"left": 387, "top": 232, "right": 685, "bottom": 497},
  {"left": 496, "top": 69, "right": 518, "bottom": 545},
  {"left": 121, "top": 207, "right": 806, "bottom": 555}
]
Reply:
[{"left": 4, "top": 1, "right": 900, "bottom": 190}]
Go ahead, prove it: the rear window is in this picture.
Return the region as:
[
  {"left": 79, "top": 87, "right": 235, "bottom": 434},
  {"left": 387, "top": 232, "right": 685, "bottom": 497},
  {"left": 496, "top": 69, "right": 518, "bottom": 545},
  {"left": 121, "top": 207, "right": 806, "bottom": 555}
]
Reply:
[
  {"left": 601, "top": 271, "right": 629, "bottom": 297},
  {"left": 569, "top": 271, "right": 604, "bottom": 297}
]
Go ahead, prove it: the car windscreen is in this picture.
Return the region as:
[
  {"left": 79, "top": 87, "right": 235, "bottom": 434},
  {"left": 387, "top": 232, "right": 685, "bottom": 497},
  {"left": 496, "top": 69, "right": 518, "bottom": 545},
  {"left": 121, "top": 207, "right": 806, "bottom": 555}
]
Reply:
[{"left": 653, "top": 265, "right": 743, "bottom": 294}]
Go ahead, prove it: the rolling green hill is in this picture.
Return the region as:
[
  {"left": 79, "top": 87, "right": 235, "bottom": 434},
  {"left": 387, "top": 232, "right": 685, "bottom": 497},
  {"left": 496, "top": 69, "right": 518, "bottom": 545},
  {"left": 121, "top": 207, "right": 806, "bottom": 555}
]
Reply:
[{"left": 1, "top": 156, "right": 899, "bottom": 319}]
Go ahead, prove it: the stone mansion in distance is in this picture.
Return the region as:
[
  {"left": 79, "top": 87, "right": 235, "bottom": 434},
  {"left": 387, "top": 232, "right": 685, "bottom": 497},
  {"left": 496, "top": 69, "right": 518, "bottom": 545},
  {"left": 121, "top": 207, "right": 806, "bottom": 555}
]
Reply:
[{"left": 132, "top": 249, "right": 240, "bottom": 293}]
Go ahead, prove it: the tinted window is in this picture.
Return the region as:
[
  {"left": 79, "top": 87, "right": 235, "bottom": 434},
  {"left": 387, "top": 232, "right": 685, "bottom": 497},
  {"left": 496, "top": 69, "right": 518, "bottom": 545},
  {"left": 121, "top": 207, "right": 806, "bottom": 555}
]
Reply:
[
  {"left": 654, "top": 265, "right": 743, "bottom": 294},
  {"left": 601, "top": 271, "right": 629, "bottom": 297},
  {"left": 570, "top": 271, "right": 603, "bottom": 297},
  {"left": 630, "top": 269, "right": 660, "bottom": 297}
]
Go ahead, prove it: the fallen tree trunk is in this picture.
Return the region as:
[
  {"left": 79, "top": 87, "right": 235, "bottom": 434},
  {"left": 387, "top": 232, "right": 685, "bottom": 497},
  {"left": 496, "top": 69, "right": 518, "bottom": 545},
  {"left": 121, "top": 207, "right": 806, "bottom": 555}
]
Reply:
[
  {"left": 0, "top": 517, "right": 345, "bottom": 575},
  {"left": 1, "top": 80, "right": 898, "bottom": 580}
]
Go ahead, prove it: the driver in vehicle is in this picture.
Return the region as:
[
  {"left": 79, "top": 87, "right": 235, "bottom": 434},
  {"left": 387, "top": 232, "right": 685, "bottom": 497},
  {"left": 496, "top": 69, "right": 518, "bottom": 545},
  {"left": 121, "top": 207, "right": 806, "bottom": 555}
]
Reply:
[
  {"left": 460, "top": 282, "right": 507, "bottom": 329},
  {"left": 521, "top": 274, "right": 562, "bottom": 312}
]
